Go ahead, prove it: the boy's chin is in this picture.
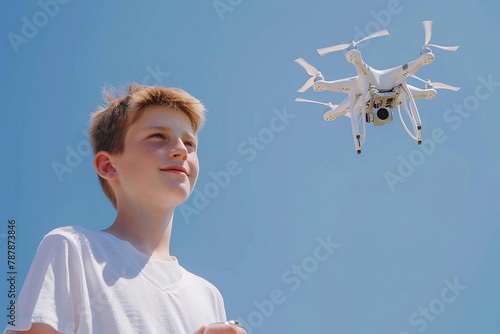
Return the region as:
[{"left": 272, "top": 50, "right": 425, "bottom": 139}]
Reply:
[{"left": 159, "top": 190, "right": 191, "bottom": 208}]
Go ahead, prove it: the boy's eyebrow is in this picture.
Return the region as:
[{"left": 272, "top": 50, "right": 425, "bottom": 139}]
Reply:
[
  {"left": 144, "top": 125, "right": 197, "bottom": 139},
  {"left": 144, "top": 125, "right": 170, "bottom": 131}
]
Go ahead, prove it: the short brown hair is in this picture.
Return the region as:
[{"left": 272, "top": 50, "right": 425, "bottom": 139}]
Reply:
[{"left": 89, "top": 83, "right": 206, "bottom": 208}]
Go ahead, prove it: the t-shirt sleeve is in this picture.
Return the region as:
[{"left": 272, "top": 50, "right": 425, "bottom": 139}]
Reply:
[
  {"left": 3, "top": 233, "right": 84, "bottom": 334},
  {"left": 214, "top": 286, "right": 227, "bottom": 322},
  {"left": 216, "top": 295, "right": 227, "bottom": 322}
]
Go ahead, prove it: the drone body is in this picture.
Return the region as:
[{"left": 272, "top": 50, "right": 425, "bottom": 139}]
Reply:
[{"left": 295, "top": 21, "right": 459, "bottom": 154}]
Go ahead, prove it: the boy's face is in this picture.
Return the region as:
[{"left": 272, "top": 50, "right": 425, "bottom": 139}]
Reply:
[{"left": 111, "top": 106, "right": 199, "bottom": 209}]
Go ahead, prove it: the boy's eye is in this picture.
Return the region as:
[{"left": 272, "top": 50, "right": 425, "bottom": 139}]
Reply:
[
  {"left": 184, "top": 141, "right": 197, "bottom": 149},
  {"left": 151, "top": 133, "right": 166, "bottom": 139}
]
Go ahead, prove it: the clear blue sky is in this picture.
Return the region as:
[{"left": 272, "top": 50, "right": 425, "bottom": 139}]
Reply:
[{"left": 1, "top": 0, "right": 499, "bottom": 333}]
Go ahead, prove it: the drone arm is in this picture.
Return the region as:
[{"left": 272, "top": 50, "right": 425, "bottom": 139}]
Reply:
[
  {"left": 377, "top": 55, "right": 435, "bottom": 89},
  {"left": 323, "top": 96, "right": 351, "bottom": 121},
  {"left": 407, "top": 84, "right": 437, "bottom": 100},
  {"left": 401, "top": 50, "right": 437, "bottom": 79},
  {"left": 313, "top": 77, "right": 358, "bottom": 93}
]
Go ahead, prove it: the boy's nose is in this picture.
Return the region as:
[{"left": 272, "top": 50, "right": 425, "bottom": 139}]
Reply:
[{"left": 168, "top": 140, "right": 188, "bottom": 161}]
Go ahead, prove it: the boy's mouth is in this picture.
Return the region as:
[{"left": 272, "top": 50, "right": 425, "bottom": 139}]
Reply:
[{"left": 160, "top": 166, "right": 188, "bottom": 176}]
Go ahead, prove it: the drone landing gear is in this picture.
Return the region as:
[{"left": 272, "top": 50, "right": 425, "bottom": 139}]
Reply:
[
  {"left": 350, "top": 118, "right": 362, "bottom": 153},
  {"left": 398, "top": 82, "right": 423, "bottom": 145},
  {"left": 351, "top": 119, "right": 365, "bottom": 154},
  {"left": 349, "top": 95, "right": 364, "bottom": 154}
]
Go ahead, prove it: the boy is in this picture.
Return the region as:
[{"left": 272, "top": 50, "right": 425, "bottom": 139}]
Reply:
[{"left": 4, "top": 84, "right": 246, "bottom": 334}]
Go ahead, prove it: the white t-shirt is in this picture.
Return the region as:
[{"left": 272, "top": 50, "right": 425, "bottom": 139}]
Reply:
[{"left": 4, "top": 225, "right": 226, "bottom": 334}]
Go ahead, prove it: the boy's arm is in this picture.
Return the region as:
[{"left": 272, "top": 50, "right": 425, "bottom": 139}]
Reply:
[
  {"left": 195, "top": 323, "right": 247, "bottom": 334},
  {"left": 4, "top": 232, "right": 83, "bottom": 333},
  {"left": 15, "top": 323, "right": 62, "bottom": 334}
]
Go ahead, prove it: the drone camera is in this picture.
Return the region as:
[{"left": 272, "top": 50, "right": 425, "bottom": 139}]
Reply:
[
  {"left": 375, "top": 107, "right": 393, "bottom": 125},
  {"left": 365, "top": 88, "right": 399, "bottom": 126},
  {"left": 377, "top": 108, "right": 390, "bottom": 120},
  {"left": 366, "top": 107, "right": 393, "bottom": 126}
]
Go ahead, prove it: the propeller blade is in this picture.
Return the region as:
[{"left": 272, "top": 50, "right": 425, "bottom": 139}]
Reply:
[
  {"left": 317, "top": 29, "right": 388, "bottom": 56},
  {"left": 294, "top": 58, "right": 319, "bottom": 76},
  {"left": 423, "top": 20, "right": 432, "bottom": 46},
  {"left": 427, "top": 44, "right": 459, "bottom": 51},
  {"left": 317, "top": 43, "right": 349, "bottom": 56},
  {"left": 411, "top": 75, "right": 428, "bottom": 84},
  {"left": 411, "top": 75, "right": 460, "bottom": 91},
  {"left": 295, "top": 98, "right": 330, "bottom": 106},
  {"left": 433, "top": 82, "right": 460, "bottom": 91},
  {"left": 422, "top": 20, "right": 458, "bottom": 51},
  {"left": 297, "top": 77, "right": 316, "bottom": 93},
  {"left": 357, "top": 29, "right": 390, "bottom": 44},
  {"left": 295, "top": 58, "right": 323, "bottom": 92}
]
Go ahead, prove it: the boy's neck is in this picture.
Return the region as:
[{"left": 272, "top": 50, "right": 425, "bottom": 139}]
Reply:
[{"left": 103, "top": 203, "right": 176, "bottom": 261}]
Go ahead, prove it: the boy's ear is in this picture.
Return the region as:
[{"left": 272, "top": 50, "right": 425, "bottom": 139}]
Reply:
[{"left": 94, "top": 151, "right": 118, "bottom": 180}]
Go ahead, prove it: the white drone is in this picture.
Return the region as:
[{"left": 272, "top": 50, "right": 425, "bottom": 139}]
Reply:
[{"left": 295, "top": 21, "right": 459, "bottom": 154}]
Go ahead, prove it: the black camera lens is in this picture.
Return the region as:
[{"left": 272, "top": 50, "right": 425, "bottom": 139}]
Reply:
[{"left": 377, "top": 108, "right": 389, "bottom": 120}]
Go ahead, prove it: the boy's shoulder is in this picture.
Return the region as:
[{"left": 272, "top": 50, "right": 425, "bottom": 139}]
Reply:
[
  {"left": 46, "top": 224, "right": 88, "bottom": 235},
  {"left": 43, "top": 225, "right": 94, "bottom": 241},
  {"left": 180, "top": 265, "right": 224, "bottom": 297},
  {"left": 39, "top": 225, "right": 102, "bottom": 252}
]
